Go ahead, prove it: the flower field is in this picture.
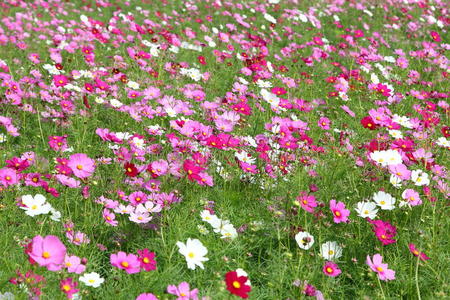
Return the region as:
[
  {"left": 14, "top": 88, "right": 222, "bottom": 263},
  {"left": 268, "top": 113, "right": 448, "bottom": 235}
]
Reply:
[{"left": 0, "top": 0, "right": 449, "bottom": 299}]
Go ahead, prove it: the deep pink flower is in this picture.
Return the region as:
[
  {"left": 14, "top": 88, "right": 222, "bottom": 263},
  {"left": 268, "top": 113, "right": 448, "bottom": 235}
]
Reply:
[
  {"left": 53, "top": 75, "right": 68, "bottom": 87},
  {"left": 110, "top": 251, "right": 141, "bottom": 274},
  {"left": 329, "top": 199, "right": 350, "bottom": 223},
  {"left": 60, "top": 278, "right": 79, "bottom": 299},
  {"left": 323, "top": 261, "right": 342, "bottom": 277},
  {"left": 318, "top": 117, "right": 331, "bottom": 130},
  {"left": 408, "top": 244, "right": 430, "bottom": 261},
  {"left": 67, "top": 153, "right": 96, "bottom": 179},
  {"left": 366, "top": 254, "right": 396, "bottom": 281},
  {"left": 28, "top": 235, "right": 66, "bottom": 271},
  {"left": 138, "top": 249, "right": 157, "bottom": 271},
  {"left": 368, "top": 219, "right": 397, "bottom": 245}
]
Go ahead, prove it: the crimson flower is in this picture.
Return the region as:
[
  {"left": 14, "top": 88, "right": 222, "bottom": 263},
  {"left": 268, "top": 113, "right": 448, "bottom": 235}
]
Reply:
[{"left": 225, "top": 271, "right": 251, "bottom": 299}]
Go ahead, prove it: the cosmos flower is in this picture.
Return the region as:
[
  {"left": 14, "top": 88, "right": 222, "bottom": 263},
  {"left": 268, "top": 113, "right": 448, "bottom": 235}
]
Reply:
[
  {"left": 67, "top": 153, "right": 96, "bottom": 179},
  {"left": 176, "top": 238, "right": 209, "bottom": 270},
  {"left": 28, "top": 235, "right": 66, "bottom": 271},
  {"left": 366, "top": 254, "right": 396, "bottom": 281},
  {"left": 79, "top": 272, "right": 105, "bottom": 288},
  {"left": 225, "top": 270, "right": 252, "bottom": 299},
  {"left": 295, "top": 231, "right": 315, "bottom": 250}
]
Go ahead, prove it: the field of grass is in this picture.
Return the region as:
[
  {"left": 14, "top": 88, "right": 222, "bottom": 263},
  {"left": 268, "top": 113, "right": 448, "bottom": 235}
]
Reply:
[{"left": 0, "top": 0, "right": 449, "bottom": 299}]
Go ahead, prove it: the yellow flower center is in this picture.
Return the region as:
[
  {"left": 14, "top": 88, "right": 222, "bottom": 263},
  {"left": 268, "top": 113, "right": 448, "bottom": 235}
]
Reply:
[
  {"left": 188, "top": 252, "right": 195, "bottom": 258},
  {"left": 376, "top": 266, "right": 383, "bottom": 272},
  {"left": 62, "top": 284, "right": 71, "bottom": 292},
  {"left": 143, "top": 257, "right": 150, "bottom": 263},
  {"left": 326, "top": 267, "right": 333, "bottom": 273},
  {"left": 121, "top": 261, "right": 129, "bottom": 268},
  {"left": 334, "top": 211, "right": 341, "bottom": 217},
  {"left": 380, "top": 201, "right": 385, "bottom": 205},
  {"left": 88, "top": 279, "right": 95, "bottom": 283},
  {"left": 233, "top": 281, "right": 241, "bottom": 289},
  {"left": 76, "top": 164, "right": 83, "bottom": 170},
  {"left": 328, "top": 250, "right": 334, "bottom": 255},
  {"left": 42, "top": 251, "right": 50, "bottom": 258}
]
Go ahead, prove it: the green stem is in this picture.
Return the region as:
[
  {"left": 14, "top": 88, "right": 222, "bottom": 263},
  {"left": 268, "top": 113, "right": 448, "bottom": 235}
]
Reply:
[
  {"left": 377, "top": 276, "right": 386, "bottom": 299},
  {"left": 415, "top": 255, "right": 422, "bottom": 300}
]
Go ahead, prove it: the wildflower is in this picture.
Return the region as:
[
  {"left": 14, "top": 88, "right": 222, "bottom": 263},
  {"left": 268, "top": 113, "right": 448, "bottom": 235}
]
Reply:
[
  {"left": 400, "top": 189, "right": 422, "bottom": 206},
  {"left": 0, "top": 168, "right": 18, "bottom": 187},
  {"left": 355, "top": 201, "right": 378, "bottom": 219},
  {"left": 408, "top": 244, "right": 430, "bottom": 261},
  {"left": 67, "top": 153, "right": 96, "bottom": 179},
  {"left": 137, "top": 249, "right": 157, "bottom": 271},
  {"left": 318, "top": 117, "right": 331, "bottom": 130},
  {"left": 295, "top": 231, "right": 314, "bottom": 250},
  {"left": 79, "top": 272, "right": 104, "bottom": 288},
  {"left": 411, "top": 170, "right": 430, "bottom": 186},
  {"left": 20, "top": 194, "right": 52, "bottom": 217},
  {"left": 110, "top": 251, "right": 141, "bottom": 274},
  {"left": 329, "top": 199, "right": 350, "bottom": 223},
  {"left": 136, "top": 293, "right": 159, "bottom": 300},
  {"left": 320, "top": 241, "right": 343, "bottom": 260},
  {"left": 200, "top": 210, "right": 221, "bottom": 228},
  {"left": 370, "top": 150, "right": 402, "bottom": 166},
  {"left": 366, "top": 254, "right": 395, "bottom": 281},
  {"left": 295, "top": 192, "right": 317, "bottom": 213},
  {"left": 323, "top": 261, "right": 342, "bottom": 277},
  {"left": 368, "top": 219, "right": 397, "bottom": 245},
  {"left": 60, "top": 278, "right": 79, "bottom": 299},
  {"left": 372, "top": 191, "right": 396, "bottom": 210},
  {"left": 225, "top": 270, "right": 252, "bottom": 299},
  {"left": 167, "top": 281, "right": 199, "bottom": 299},
  {"left": 176, "top": 238, "right": 209, "bottom": 270},
  {"left": 28, "top": 235, "right": 66, "bottom": 271},
  {"left": 64, "top": 255, "right": 86, "bottom": 274}
]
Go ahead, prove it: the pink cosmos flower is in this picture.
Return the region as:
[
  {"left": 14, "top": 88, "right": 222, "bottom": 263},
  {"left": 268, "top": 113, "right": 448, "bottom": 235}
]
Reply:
[
  {"left": 60, "top": 277, "right": 79, "bottom": 299},
  {"left": 167, "top": 281, "right": 199, "bottom": 300},
  {"left": 64, "top": 255, "right": 86, "bottom": 274},
  {"left": 110, "top": 251, "right": 141, "bottom": 274},
  {"left": 53, "top": 75, "right": 68, "bottom": 87},
  {"left": 402, "top": 189, "right": 422, "bottom": 206},
  {"left": 136, "top": 293, "right": 159, "bottom": 300},
  {"left": 388, "top": 164, "right": 411, "bottom": 180},
  {"left": 408, "top": 244, "right": 430, "bottom": 261},
  {"left": 318, "top": 117, "right": 331, "bottom": 130},
  {"left": 28, "top": 235, "right": 67, "bottom": 271},
  {"left": 366, "top": 254, "right": 396, "bottom": 281},
  {"left": 67, "top": 153, "right": 96, "bottom": 179},
  {"left": 329, "top": 199, "right": 350, "bottom": 223},
  {"left": 0, "top": 168, "right": 18, "bottom": 187},
  {"left": 296, "top": 192, "right": 317, "bottom": 214},
  {"left": 323, "top": 261, "right": 342, "bottom": 277},
  {"left": 129, "top": 191, "right": 148, "bottom": 205},
  {"left": 103, "top": 209, "right": 118, "bottom": 226}
]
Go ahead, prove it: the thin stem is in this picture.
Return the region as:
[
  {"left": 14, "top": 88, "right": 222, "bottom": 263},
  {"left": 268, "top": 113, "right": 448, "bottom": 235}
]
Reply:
[
  {"left": 377, "top": 276, "right": 386, "bottom": 299},
  {"left": 415, "top": 255, "right": 422, "bottom": 300}
]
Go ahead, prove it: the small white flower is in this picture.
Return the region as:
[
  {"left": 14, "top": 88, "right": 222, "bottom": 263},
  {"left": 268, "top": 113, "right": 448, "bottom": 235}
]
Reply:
[
  {"left": 373, "top": 191, "right": 396, "bottom": 210},
  {"left": 200, "top": 210, "right": 221, "bottom": 228},
  {"left": 411, "top": 170, "right": 430, "bottom": 186},
  {"left": 295, "top": 231, "right": 314, "bottom": 250},
  {"left": 127, "top": 80, "right": 140, "bottom": 90},
  {"left": 436, "top": 137, "right": 449, "bottom": 148},
  {"left": 220, "top": 223, "right": 238, "bottom": 239},
  {"left": 0, "top": 133, "right": 7, "bottom": 143},
  {"left": 388, "top": 130, "right": 403, "bottom": 139},
  {"left": 176, "top": 238, "right": 209, "bottom": 270},
  {"left": 320, "top": 241, "right": 343, "bottom": 260},
  {"left": 21, "top": 194, "right": 51, "bottom": 217},
  {"left": 109, "top": 99, "right": 123, "bottom": 108},
  {"left": 79, "top": 272, "right": 104, "bottom": 288},
  {"left": 390, "top": 174, "right": 402, "bottom": 188},
  {"left": 355, "top": 201, "right": 378, "bottom": 219}
]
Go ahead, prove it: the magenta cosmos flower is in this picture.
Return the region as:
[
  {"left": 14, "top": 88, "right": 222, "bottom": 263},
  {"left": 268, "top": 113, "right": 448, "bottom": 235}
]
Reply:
[
  {"left": 296, "top": 191, "right": 317, "bottom": 213},
  {"left": 0, "top": 168, "right": 18, "bottom": 187},
  {"left": 408, "top": 244, "right": 430, "bottom": 261},
  {"left": 329, "top": 199, "right": 350, "bottom": 223},
  {"left": 366, "top": 254, "right": 395, "bottom": 281},
  {"left": 28, "top": 235, "right": 67, "bottom": 271},
  {"left": 67, "top": 153, "right": 96, "bottom": 179},
  {"left": 110, "top": 251, "right": 141, "bottom": 274},
  {"left": 323, "top": 261, "right": 342, "bottom": 277}
]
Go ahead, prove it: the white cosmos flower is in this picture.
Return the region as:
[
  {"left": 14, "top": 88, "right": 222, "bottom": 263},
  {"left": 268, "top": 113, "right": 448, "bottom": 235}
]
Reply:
[
  {"left": 235, "top": 151, "right": 256, "bottom": 164},
  {"left": 200, "top": 210, "right": 221, "bottom": 228},
  {"left": 436, "top": 137, "right": 449, "bottom": 148},
  {"left": 320, "top": 241, "right": 343, "bottom": 260},
  {"left": 220, "top": 223, "right": 238, "bottom": 240},
  {"left": 127, "top": 80, "right": 140, "bottom": 89},
  {"left": 370, "top": 149, "right": 402, "bottom": 166},
  {"left": 388, "top": 130, "right": 403, "bottom": 139},
  {"left": 355, "top": 201, "right": 378, "bottom": 219},
  {"left": 295, "top": 231, "right": 314, "bottom": 250},
  {"left": 21, "top": 194, "right": 52, "bottom": 217},
  {"left": 264, "top": 13, "right": 277, "bottom": 24},
  {"left": 373, "top": 191, "right": 396, "bottom": 210},
  {"left": 176, "top": 238, "right": 209, "bottom": 270},
  {"left": 390, "top": 174, "right": 402, "bottom": 188},
  {"left": 79, "top": 272, "right": 104, "bottom": 288},
  {"left": 411, "top": 170, "right": 430, "bottom": 186}
]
